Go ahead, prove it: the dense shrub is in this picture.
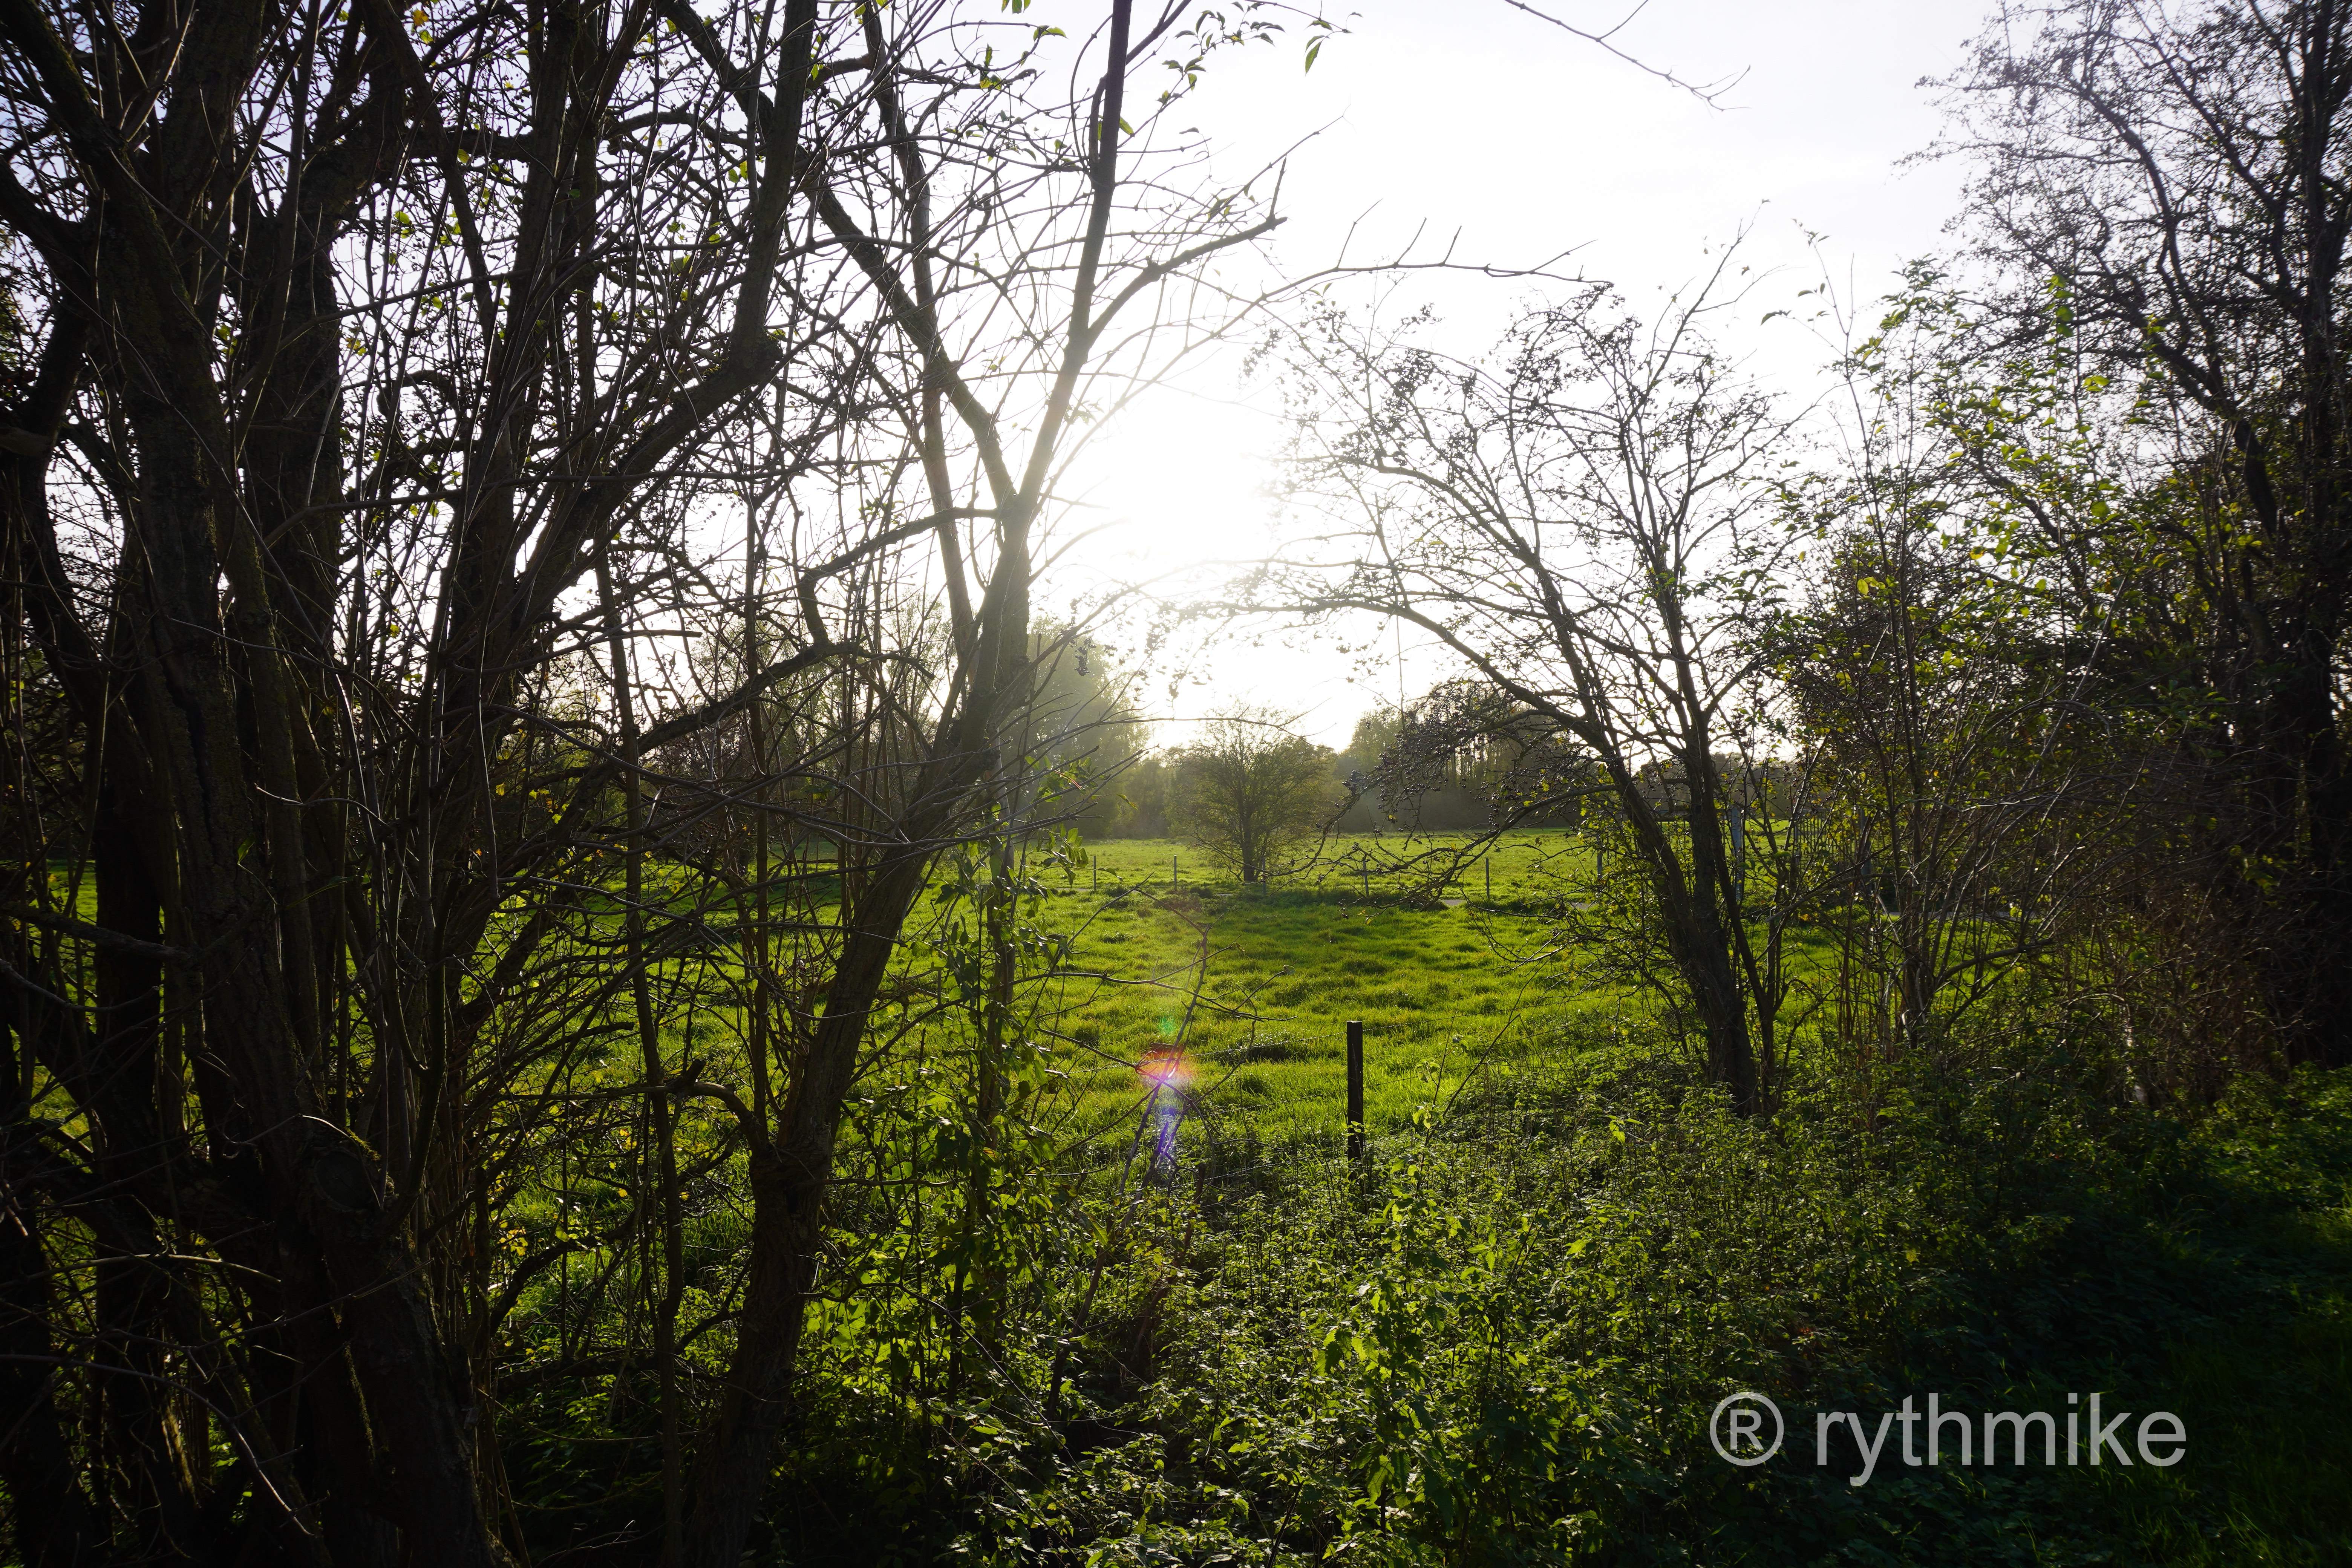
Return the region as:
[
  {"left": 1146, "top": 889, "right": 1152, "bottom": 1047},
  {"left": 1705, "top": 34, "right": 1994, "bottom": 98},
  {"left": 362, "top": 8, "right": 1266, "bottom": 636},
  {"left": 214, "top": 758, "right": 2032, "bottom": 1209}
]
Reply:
[
  {"left": 500, "top": 1006, "right": 2352, "bottom": 1564},
  {"left": 874, "top": 1013, "right": 2352, "bottom": 1565}
]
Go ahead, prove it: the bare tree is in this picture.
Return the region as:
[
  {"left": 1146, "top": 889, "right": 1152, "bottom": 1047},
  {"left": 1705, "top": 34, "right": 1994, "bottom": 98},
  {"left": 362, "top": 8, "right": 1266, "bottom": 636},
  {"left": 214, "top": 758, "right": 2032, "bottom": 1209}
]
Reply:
[{"left": 1272, "top": 266, "right": 1796, "bottom": 1113}]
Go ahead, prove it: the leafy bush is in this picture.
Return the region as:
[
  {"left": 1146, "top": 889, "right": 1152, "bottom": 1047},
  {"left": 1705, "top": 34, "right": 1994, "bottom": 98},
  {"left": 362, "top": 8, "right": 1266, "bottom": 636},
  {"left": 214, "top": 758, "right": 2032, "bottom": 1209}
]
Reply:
[{"left": 912, "top": 1009, "right": 2352, "bottom": 1565}]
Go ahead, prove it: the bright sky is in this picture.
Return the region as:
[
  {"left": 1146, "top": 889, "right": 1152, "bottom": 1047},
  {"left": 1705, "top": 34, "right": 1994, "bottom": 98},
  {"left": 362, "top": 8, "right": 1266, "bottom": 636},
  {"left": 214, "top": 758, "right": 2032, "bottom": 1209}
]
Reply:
[{"left": 1055, "top": 0, "right": 1990, "bottom": 747}]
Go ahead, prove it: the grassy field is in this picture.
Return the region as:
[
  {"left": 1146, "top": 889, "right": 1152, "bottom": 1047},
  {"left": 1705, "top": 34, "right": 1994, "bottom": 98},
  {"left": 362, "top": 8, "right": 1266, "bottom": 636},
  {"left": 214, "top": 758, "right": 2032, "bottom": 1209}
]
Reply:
[
  {"left": 1026, "top": 832, "right": 1622, "bottom": 1147},
  {"left": 35, "top": 826, "right": 1759, "bottom": 1156}
]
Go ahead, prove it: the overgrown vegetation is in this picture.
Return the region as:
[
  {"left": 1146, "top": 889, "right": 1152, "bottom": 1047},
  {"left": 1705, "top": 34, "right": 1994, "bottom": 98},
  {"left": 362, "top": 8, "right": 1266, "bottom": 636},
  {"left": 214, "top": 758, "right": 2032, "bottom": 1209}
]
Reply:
[
  {"left": 6, "top": 0, "right": 2352, "bottom": 1562},
  {"left": 695, "top": 1004, "right": 2352, "bottom": 1564}
]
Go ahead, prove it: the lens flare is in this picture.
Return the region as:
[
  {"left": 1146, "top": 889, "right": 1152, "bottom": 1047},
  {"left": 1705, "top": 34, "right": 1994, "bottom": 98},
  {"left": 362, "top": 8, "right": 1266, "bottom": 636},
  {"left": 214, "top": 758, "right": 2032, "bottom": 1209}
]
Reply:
[
  {"left": 1140, "top": 1046, "right": 1191, "bottom": 1089},
  {"left": 1139, "top": 1046, "right": 1192, "bottom": 1171}
]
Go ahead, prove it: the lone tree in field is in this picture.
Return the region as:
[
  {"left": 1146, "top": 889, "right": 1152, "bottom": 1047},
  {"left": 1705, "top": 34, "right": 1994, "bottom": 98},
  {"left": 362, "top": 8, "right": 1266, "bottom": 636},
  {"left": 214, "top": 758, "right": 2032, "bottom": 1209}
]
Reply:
[
  {"left": 1274, "top": 266, "right": 1795, "bottom": 1115},
  {"left": 1174, "top": 706, "right": 1336, "bottom": 882}
]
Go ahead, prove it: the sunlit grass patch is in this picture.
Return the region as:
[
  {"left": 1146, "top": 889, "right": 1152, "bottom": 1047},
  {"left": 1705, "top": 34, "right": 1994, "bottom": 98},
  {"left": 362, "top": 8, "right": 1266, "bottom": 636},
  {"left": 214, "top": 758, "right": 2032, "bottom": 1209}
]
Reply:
[{"left": 1038, "top": 832, "right": 1611, "bottom": 1139}]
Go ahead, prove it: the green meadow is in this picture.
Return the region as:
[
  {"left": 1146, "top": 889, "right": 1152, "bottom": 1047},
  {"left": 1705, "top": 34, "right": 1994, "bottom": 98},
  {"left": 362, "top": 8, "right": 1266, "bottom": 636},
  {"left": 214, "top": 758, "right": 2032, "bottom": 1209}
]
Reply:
[
  {"left": 1029, "top": 832, "right": 1610, "bottom": 1142},
  {"left": 1020, "top": 829, "right": 1858, "bottom": 1152}
]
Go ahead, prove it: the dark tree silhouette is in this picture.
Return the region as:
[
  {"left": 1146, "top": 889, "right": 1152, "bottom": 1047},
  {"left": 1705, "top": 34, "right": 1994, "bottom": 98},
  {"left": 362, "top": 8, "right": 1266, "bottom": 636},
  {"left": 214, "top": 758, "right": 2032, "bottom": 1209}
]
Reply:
[{"left": 1938, "top": 0, "right": 2352, "bottom": 1062}]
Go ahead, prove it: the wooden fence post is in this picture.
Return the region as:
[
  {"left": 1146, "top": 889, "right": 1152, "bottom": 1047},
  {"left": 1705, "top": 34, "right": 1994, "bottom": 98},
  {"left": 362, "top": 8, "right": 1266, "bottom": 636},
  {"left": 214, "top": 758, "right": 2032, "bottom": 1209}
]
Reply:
[
  {"left": 1729, "top": 805, "right": 1746, "bottom": 909},
  {"left": 1346, "top": 1019, "right": 1365, "bottom": 1162}
]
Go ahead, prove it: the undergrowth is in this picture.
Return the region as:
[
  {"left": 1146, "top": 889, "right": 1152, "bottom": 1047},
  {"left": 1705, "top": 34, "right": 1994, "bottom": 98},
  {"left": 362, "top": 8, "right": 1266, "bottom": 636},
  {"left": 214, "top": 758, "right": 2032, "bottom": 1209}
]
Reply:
[{"left": 727, "top": 1006, "right": 2352, "bottom": 1565}]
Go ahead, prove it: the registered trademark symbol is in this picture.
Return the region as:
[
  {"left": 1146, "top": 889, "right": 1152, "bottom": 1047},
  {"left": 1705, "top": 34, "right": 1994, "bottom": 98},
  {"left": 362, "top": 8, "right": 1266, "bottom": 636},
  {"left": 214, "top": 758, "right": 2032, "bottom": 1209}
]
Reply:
[{"left": 1710, "top": 1390, "right": 1784, "bottom": 1466}]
